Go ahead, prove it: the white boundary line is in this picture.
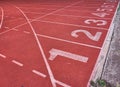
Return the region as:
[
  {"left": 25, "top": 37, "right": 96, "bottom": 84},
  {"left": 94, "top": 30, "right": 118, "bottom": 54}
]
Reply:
[
  {"left": 87, "top": 1, "right": 120, "bottom": 87},
  {"left": 0, "top": 7, "right": 4, "bottom": 29}
]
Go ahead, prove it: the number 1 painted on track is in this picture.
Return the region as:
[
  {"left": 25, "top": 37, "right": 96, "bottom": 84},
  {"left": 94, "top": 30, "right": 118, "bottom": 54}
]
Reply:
[{"left": 49, "top": 48, "right": 88, "bottom": 63}]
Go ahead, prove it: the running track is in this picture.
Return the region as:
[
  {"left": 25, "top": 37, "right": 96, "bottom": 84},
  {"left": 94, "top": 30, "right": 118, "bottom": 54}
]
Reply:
[{"left": 0, "top": 0, "right": 119, "bottom": 87}]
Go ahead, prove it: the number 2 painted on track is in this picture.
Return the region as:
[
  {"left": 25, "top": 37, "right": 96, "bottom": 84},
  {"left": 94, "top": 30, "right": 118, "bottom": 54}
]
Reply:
[
  {"left": 49, "top": 48, "right": 88, "bottom": 63},
  {"left": 84, "top": 19, "right": 107, "bottom": 26},
  {"left": 71, "top": 29, "right": 102, "bottom": 41}
]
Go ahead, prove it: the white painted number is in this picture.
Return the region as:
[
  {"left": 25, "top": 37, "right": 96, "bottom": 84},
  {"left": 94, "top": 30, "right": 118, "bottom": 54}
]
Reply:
[
  {"left": 92, "top": 12, "right": 110, "bottom": 17},
  {"left": 71, "top": 30, "right": 102, "bottom": 41},
  {"left": 97, "top": 8, "right": 113, "bottom": 12},
  {"left": 49, "top": 48, "right": 88, "bottom": 63},
  {"left": 84, "top": 19, "right": 107, "bottom": 26}
]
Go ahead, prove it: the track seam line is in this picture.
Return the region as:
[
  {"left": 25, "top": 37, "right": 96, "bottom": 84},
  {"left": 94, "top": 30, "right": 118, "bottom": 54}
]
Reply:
[
  {"left": 34, "top": 20, "right": 108, "bottom": 30},
  {"left": 24, "top": 12, "right": 112, "bottom": 20}
]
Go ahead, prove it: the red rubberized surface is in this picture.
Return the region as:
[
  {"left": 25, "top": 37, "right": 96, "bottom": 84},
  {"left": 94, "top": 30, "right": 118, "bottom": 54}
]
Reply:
[{"left": 0, "top": 0, "right": 119, "bottom": 87}]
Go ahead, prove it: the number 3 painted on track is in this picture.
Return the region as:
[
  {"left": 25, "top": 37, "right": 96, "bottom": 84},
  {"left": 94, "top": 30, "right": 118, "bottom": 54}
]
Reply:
[
  {"left": 84, "top": 19, "right": 107, "bottom": 26},
  {"left": 71, "top": 29, "right": 102, "bottom": 41}
]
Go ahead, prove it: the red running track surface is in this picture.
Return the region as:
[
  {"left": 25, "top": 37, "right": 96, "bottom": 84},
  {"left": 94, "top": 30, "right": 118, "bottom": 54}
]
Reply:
[{"left": 0, "top": 0, "right": 119, "bottom": 87}]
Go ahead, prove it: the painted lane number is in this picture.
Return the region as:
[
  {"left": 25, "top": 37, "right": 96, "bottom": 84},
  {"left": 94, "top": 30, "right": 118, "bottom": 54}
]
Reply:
[
  {"left": 71, "top": 30, "right": 102, "bottom": 41},
  {"left": 49, "top": 48, "right": 88, "bottom": 63},
  {"left": 84, "top": 19, "right": 107, "bottom": 26},
  {"left": 92, "top": 12, "right": 110, "bottom": 18},
  {"left": 97, "top": 8, "right": 113, "bottom": 12}
]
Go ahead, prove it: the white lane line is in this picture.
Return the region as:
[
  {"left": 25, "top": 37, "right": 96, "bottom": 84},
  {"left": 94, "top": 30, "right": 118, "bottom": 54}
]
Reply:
[
  {"left": 14, "top": 6, "right": 57, "bottom": 87},
  {"left": 12, "top": 60, "right": 23, "bottom": 67},
  {"left": 13, "top": 29, "right": 101, "bottom": 49},
  {"left": 55, "top": 79, "right": 71, "bottom": 87},
  {"left": 0, "top": 53, "right": 6, "bottom": 58},
  {"left": 53, "top": 13, "right": 111, "bottom": 20},
  {"left": 32, "top": 70, "right": 46, "bottom": 78},
  {"left": 23, "top": 31, "right": 30, "bottom": 34},
  {"left": 37, "top": 34, "right": 101, "bottom": 49},
  {"left": 19, "top": 6, "right": 56, "bottom": 11},
  {"left": 0, "top": 7, "right": 4, "bottom": 29},
  {"left": 35, "top": 20, "right": 108, "bottom": 30}
]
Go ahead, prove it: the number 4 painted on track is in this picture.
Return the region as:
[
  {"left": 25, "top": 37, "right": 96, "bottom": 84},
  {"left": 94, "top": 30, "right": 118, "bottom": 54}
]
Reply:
[
  {"left": 92, "top": 12, "right": 110, "bottom": 18},
  {"left": 49, "top": 48, "right": 88, "bottom": 63}
]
